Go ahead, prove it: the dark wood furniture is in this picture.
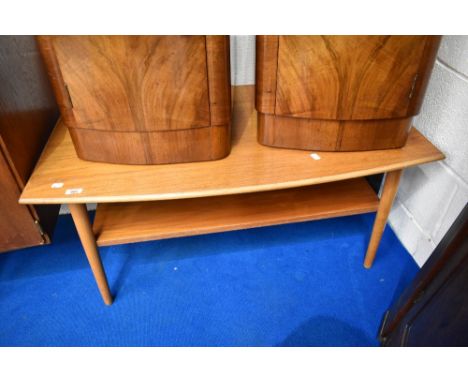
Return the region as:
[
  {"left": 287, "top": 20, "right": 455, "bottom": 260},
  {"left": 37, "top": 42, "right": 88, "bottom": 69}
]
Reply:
[
  {"left": 256, "top": 36, "right": 441, "bottom": 151},
  {"left": 0, "top": 36, "right": 60, "bottom": 253},
  {"left": 380, "top": 204, "right": 468, "bottom": 346},
  {"left": 37, "top": 36, "right": 231, "bottom": 165},
  {"left": 19, "top": 86, "right": 444, "bottom": 305}
]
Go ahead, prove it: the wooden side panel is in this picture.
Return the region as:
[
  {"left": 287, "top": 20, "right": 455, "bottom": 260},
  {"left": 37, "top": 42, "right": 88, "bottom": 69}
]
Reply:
[
  {"left": 206, "top": 35, "right": 231, "bottom": 126},
  {"left": 0, "top": 36, "right": 59, "bottom": 186},
  {"left": 275, "top": 36, "right": 433, "bottom": 120},
  {"left": 68, "top": 125, "right": 230, "bottom": 165},
  {"left": 256, "top": 36, "right": 278, "bottom": 114},
  {"left": 381, "top": 205, "right": 468, "bottom": 346},
  {"left": 407, "top": 36, "right": 442, "bottom": 115},
  {"left": 206, "top": 35, "right": 232, "bottom": 160},
  {"left": 0, "top": 36, "right": 59, "bottom": 252},
  {"left": 39, "top": 36, "right": 211, "bottom": 132},
  {"left": 0, "top": 148, "right": 44, "bottom": 253}
]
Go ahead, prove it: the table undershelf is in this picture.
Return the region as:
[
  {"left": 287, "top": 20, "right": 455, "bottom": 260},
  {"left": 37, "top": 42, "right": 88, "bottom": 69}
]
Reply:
[{"left": 93, "top": 178, "right": 379, "bottom": 246}]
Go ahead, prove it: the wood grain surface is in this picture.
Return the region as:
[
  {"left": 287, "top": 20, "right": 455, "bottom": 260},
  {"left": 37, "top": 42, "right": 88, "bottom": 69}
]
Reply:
[
  {"left": 255, "top": 36, "right": 279, "bottom": 115},
  {"left": 38, "top": 36, "right": 231, "bottom": 164},
  {"left": 0, "top": 147, "right": 44, "bottom": 252},
  {"left": 0, "top": 36, "right": 60, "bottom": 252},
  {"left": 364, "top": 170, "right": 403, "bottom": 268},
  {"left": 93, "top": 178, "right": 379, "bottom": 246},
  {"left": 19, "top": 86, "right": 444, "bottom": 205},
  {"left": 275, "top": 36, "right": 438, "bottom": 120},
  {"left": 258, "top": 113, "right": 412, "bottom": 151},
  {"left": 256, "top": 35, "right": 441, "bottom": 151},
  {"left": 0, "top": 36, "right": 59, "bottom": 186},
  {"left": 69, "top": 204, "right": 113, "bottom": 305}
]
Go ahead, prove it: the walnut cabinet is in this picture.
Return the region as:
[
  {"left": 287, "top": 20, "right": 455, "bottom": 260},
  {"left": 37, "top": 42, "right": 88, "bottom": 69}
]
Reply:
[
  {"left": 38, "top": 36, "right": 231, "bottom": 165},
  {"left": 256, "top": 36, "right": 441, "bottom": 151}
]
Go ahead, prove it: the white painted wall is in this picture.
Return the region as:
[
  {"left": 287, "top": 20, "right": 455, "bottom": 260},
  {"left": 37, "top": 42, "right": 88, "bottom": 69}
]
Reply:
[
  {"left": 61, "top": 36, "right": 468, "bottom": 269},
  {"left": 388, "top": 36, "right": 468, "bottom": 266},
  {"left": 230, "top": 35, "right": 255, "bottom": 85}
]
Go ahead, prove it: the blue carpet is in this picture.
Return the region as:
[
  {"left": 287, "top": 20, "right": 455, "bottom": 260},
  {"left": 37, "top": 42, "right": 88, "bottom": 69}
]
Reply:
[{"left": 0, "top": 212, "right": 418, "bottom": 346}]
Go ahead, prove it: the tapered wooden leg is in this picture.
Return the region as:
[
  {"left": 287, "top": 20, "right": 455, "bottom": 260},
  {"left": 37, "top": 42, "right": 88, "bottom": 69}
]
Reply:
[
  {"left": 364, "top": 170, "right": 403, "bottom": 269},
  {"left": 69, "top": 204, "right": 113, "bottom": 305}
]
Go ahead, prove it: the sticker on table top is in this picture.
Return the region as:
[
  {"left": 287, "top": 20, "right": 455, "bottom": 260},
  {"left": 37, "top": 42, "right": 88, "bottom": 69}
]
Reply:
[
  {"left": 65, "top": 188, "right": 83, "bottom": 195},
  {"left": 51, "top": 182, "right": 64, "bottom": 189},
  {"left": 310, "top": 153, "right": 321, "bottom": 160}
]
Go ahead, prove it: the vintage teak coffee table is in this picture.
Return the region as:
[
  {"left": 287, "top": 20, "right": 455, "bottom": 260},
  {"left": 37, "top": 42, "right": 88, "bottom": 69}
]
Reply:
[{"left": 20, "top": 86, "right": 444, "bottom": 305}]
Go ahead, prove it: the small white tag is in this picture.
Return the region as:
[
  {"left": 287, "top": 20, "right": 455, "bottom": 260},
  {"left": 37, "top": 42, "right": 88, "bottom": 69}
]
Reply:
[
  {"left": 51, "top": 182, "right": 64, "bottom": 189},
  {"left": 310, "top": 153, "right": 321, "bottom": 160},
  {"left": 65, "top": 188, "right": 83, "bottom": 195}
]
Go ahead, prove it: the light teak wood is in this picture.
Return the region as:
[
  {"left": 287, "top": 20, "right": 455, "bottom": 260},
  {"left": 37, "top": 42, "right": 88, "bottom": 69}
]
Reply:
[
  {"left": 94, "top": 178, "right": 379, "bottom": 246},
  {"left": 68, "top": 204, "right": 113, "bottom": 305},
  {"left": 37, "top": 36, "right": 231, "bottom": 165},
  {"left": 18, "top": 86, "right": 445, "bottom": 304},
  {"left": 364, "top": 170, "right": 403, "bottom": 268},
  {"left": 256, "top": 36, "right": 441, "bottom": 151},
  {"left": 19, "top": 86, "right": 444, "bottom": 205}
]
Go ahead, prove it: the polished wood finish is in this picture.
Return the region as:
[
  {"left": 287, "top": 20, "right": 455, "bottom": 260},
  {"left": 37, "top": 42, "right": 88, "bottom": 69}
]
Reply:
[
  {"left": 259, "top": 113, "right": 412, "bottom": 151},
  {"left": 69, "top": 204, "right": 113, "bottom": 305},
  {"left": 19, "top": 86, "right": 444, "bottom": 205},
  {"left": 380, "top": 204, "right": 468, "bottom": 346},
  {"left": 255, "top": 36, "right": 278, "bottom": 114},
  {"left": 274, "top": 36, "right": 435, "bottom": 119},
  {"left": 256, "top": 36, "right": 441, "bottom": 151},
  {"left": 94, "top": 179, "right": 379, "bottom": 246},
  {"left": 38, "top": 36, "right": 231, "bottom": 164},
  {"left": 0, "top": 36, "right": 60, "bottom": 253},
  {"left": 364, "top": 170, "right": 403, "bottom": 268}
]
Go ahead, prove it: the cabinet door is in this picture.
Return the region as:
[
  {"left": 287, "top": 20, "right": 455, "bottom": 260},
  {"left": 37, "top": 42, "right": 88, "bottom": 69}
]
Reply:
[
  {"left": 0, "top": 148, "right": 44, "bottom": 252},
  {"left": 275, "top": 36, "right": 431, "bottom": 120},
  {"left": 40, "top": 36, "right": 211, "bottom": 132}
]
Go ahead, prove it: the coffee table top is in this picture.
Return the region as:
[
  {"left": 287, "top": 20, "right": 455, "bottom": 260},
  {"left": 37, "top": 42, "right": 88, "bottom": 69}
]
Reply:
[{"left": 20, "top": 86, "right": 444, "bottom": 205}]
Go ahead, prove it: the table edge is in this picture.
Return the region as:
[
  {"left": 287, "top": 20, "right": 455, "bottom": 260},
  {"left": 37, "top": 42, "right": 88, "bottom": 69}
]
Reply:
[{"left": 19, "top": 153, "right": 444, "bottom": 205}]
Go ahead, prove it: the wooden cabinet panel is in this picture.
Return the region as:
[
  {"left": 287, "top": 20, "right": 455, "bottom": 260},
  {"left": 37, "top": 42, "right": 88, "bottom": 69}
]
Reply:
[
  {"left": 380, "top": 205, "right": 468, "bottom": 346},
  {"left": 256, "top": 36, "right": 279, "bottom": 114},
  {"left": 276, "top": 36, "right": 431, "bottom": 120},
  {"left": 405, "top": 261, "right": 468, "bottom": 346},
  {"left": 0, "top": 36, "right": 59, "bottom": 253},
  {"left": 38, "top": 36, "right": 231, "bottom": 165},
  {"left": 0, "top": 36, "right": 59, "bottom": 186},
  {"left": 256, "top": 35, "right": 440, "bottom": 151},
  {"left": 206, "top": 36, "right": 231, "bottom": 126},
  {"left": 0, "top": 148, "right": 44, "bottom": 252},
  {"left": 39, "top": 36, "right": 210, "bottom": 131}
]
